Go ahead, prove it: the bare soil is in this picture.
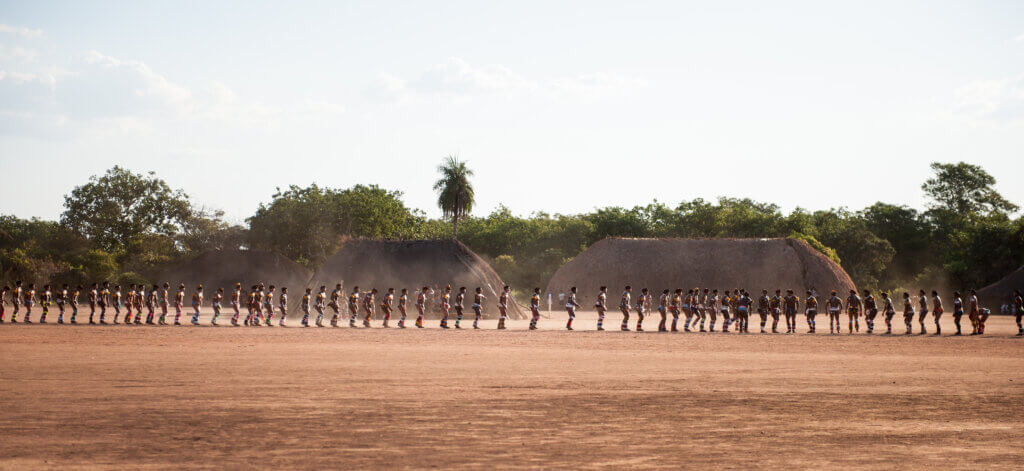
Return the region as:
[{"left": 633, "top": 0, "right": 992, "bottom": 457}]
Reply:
[{"left": 1, "top": 310, "right": 1022, "bottom": 469}]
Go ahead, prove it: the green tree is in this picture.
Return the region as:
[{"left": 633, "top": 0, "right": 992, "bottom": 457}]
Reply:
[
  {"left": 922, "top": 162, "right": 1017, "bottom": 217},
  {"left": 61, "top": 166, "right": 192, "bottom": 251},
  {"left": 860, "top": 202, "right": 932, "bottom": 288},
  {"left": 433, "top": 155, "right": 475, "bottom": 239},
  {"left": 247, "top": 184, "right": 423, "bottom": 268},
  {"left": 178, "top": 208, "right": 248, "bottom": 254},
  {"left": 811, "top": 209, "right": 895, "bottom": 290}
]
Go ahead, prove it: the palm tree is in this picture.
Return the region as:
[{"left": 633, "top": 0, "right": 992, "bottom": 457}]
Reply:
[{"left": 433, "top": 155, "right": 475, "bottom": 239}]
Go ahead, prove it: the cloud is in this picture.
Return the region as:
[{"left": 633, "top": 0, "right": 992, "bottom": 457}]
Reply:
[
  {"left": 364, "top": 72, "right": 411, "bottom": 104},
  {"left": 0, "top": 44, "right": 39, "bottom": 62},
  {"left": 413, "top": 57, "right": 535, "bottom": 95},
  {"left": 53, "top": 51, "right": 194, "bottom": 119},
  {"left": 1016, "top": 33, "right": 1024, "bottom": 42},
  {"left": 0, "top": 23, "right": 44, "bottom": 39},
  {"left": 366, "top": 57, "right": 645, "bottom": 103},
  {"left": 0, "top": 45, "right": 351, "bottom": 141},
  {"left": 953, "top": 73, "right": 1024, "bottom": 124}
]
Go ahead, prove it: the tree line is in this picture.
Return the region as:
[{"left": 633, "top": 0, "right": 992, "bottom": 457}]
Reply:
[{"left": 1, "top": 162, "right": 1021, "bottom": 297}]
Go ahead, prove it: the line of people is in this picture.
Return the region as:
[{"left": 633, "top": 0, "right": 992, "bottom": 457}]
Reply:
[
  {"left": 0, "top": 281, "right": 516, "bottom": 329},
  {"left": 2, "top": 281, "right": 1022, "bottom": 336},
  {"left": 573, "top": 286, "right": 1021, "bottom": 336}
]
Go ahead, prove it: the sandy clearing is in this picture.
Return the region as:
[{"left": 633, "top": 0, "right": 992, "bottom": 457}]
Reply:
[{"left": 1, "top": 311, "right": 1022, "bottom": 469}]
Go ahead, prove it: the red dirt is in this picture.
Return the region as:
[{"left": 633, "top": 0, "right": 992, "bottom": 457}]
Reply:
[{"left": 1, "top": 311, "right": 1022, "bottom": 469}]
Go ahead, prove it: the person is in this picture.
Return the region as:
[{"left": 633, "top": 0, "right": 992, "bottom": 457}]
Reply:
[
  {"left": 619, "top": 286, "right": 632, "bottom": 331},
  {"left": 362, "top": 288, "right": 377, "bottom": 328},
  {"left": 253, "top": 284, "right": 265, "bottom": 327},
  {"left": 397, "top": 288, "right": 409, "bottom": 329},
  {"left": 756, "top": 289, "right": 770, "bottom": 333},
  {"left": 453, "top": 287, "right": 466, "bottom": 329},
  {"left": 529, "top": 287, "right": 542, "bottom": 330},
  {"left": 863, "top": 290, "right": 878, "bottom": 334},
  {"left": 707, "top": 289, "right": 720, "bottom": 332},
  {"left": 634, "top": 288, "right": 649, "bottom": 332},
  {"left": 230, "top": 283, "right": 242, "bottom": 326},
  {"left": 692, "top": 286, "right": 700, "bottom": 331},
  {"left": 39, "top": 284, "right": 51, "bottom": 323},
  {"left": 439, "top": 286, "right": 452, "bottom": 329},
  {"left": 56, "top": 284, "right": 69, "bottom": 324},
  {"left": 804, "top": 290, "right": 817, "bottom": 333},
  {"left": 300, "top": 288, "right": 312, "bottom": 327},
  {"left": 11, "top": 281, "right": 23, "bottom": 323},
  {"left": 783, "top": 289, "right": 799, "bottom": 334},
  {"left": 190, "top": 285, "right": 204, "bottom": 325},
  {"left": 680, "top": 289, "right": 693, "bottom": 331},
  {"left": 211, "top": 287, "right": 224, "bottom": 325},
  {"left": 172, "top": 283, "right": 186, "bottom": 325},
  {"left": 278, "top": 287, "right": 289, "bottom": 327},
  {"left": 972, "top": 290, "right": 989, "bottom": 335},
  {"left": 931, "top": 291, "right": 944, "bottom": 335},
  {"left": 737, "top": 290, "right": 752, "bottom": 333},
  {"left": 245, "top": 284, "right": 256, "bottom": 326},
  {"left": 348, "top": 286, "right": 360, "bottom": 328},
  {"left": 496, "top": 286, "right": 511, "bottom": 330},
  {"left": 87, "top": 283, "right": 98, "bottom": 324},
  {"left": 98, "top": 281, "right": 109, "bottom": 324},
  {"left": 316, "top": 286, "right": 328, "bottom": 327},
  {"left": 1013, "top": 290, "right": 1023, "bottom": 336},
  {"left": 263, "top": 285, "right": 277, "bottom": 326},
  {"left": 770, "top": 289, "right": 783, "bottom": 334},
  {"left": 133, "top": 285, "right": 144, "bottom": 324},
  {"left": 417, "top": 287, "right": 429, "bottom": 329},
  {"left": 826, "top": 291, "right": 842, "bottom": 334},
  {"left": 881, "top": 292, "right": 895, "bottom": 334},
  {"left": 669, "top": 289, "right": 682, "bottom": 332},
  {"left": 472, "top": 287, "right": 485, "bottom": 329},
  {"left": 902, "top": 292, "right": 915, "bottom": 335},
  {"left": 147, "top": 285, "right": 159, "bottom": 325},
  {"left": 729, "top": 290, "right": 742, "bottom": 332},
  {"left": 917, "top": 290, "right": 929, "bottom": 335},
  {"left": 565, "top": 287, "right": 581, "bottom": 330},
  {"left": 380, "top": 288, "right": 394, "bottom": 328},
  {"left": 594, "top": 286, "right": 607, "bottom": 331},
  {"left": 0, "top": 285, "right": 7, "bottom": 323},
  {"left": 23, "top": 283, "right": 36, "bottom": 323},
  {"left": 158, "top": 282, "right": 170, "bottom": 325},
  {"left": 968, "top": 289, "right": 980, "bottom": 335},
  {"left": 845, "top": 289, "right": 862, "bottom": 333},
  {"left": 720, "top": 290, "right": 733, "bottom": 333},
  {"left": 656, "top": 289, "right": 669, "bottom": 332},
  {"left": 122, "top": 284, "right": 133, "bottom": 324},
  {"left": 952, "top": 291, "right": 964, "bottom": 335},
  {"left": 329, "top": 283, "right": 343, "bottom": 327}
]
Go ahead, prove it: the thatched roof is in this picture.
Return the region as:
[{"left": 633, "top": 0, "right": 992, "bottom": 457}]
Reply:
[
  {"left": 546, "top": 237, "right": 856, "bottom": 304},
  {"left": 311, "top": 239, "right": 524, "bottom": 319}
]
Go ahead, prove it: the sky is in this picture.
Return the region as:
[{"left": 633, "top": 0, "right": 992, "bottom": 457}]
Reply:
[{"left": 1, "top": 0, "right": 1022, "bottom": 224}]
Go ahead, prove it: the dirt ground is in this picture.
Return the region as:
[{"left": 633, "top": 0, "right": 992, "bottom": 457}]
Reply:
[{"left": 1, "top": 310, "right": 1022, "bottom": 470}]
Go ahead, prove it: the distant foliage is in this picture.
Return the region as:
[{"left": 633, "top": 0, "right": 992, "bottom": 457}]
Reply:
[
  {"left": 61, "top": 166, "right": 192, "bottom": 251},
  {"left": 247, "top": 184, "right": 425, "bottom": 269},
  {"left": 434, "top": 155, "right": 475, "bottom": 239},
  {"left": 3, "top": 161, "right": 1021, "bottom": 295},
  {"left": 789, "top": 232, "right": 840, "bottom": 264}
]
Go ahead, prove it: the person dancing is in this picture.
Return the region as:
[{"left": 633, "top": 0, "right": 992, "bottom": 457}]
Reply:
[
  {"left": 529, "top": 287, "right": 542, "bottom": 330},
  {"left": 565, "top": 287, "right": 580, "bottom": 330},
  {"left": 397, "top": 288, "right": 409, "bottom": 329},
  {"left": 472, "top": 287, "right": 485, "bottom": 329},
  {"left": 497, "top": 286, "right": 511, "bottom": 330}
]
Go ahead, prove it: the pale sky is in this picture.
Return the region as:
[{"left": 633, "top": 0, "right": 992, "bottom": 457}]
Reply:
[{"left": 1, "top": 1, "right": 1022, "bottom": 224}]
